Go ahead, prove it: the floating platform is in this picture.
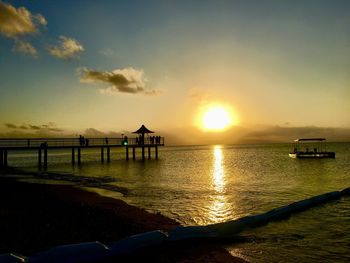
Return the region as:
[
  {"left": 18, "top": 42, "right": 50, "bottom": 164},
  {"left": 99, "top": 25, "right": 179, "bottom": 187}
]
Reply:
[
  {"left": 289, "top": 138, "right": 335, "bottom": 159},
  {"left": 289, "top": 152, "right": 335, "bottom": 159}
]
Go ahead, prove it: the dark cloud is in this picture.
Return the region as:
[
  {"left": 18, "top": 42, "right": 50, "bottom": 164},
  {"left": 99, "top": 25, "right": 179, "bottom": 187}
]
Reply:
[
  {"left": 79, "top": 67, "right": 158, "bottom": 95},
  {"left": 5, "top": 123, "right": 17, "bottom": 128},
  {"left": 3, "top": 122, "right": 64, "bottom": 134},
  {"left": 29, "top": 125, "right": 41, "bottom": 130}
]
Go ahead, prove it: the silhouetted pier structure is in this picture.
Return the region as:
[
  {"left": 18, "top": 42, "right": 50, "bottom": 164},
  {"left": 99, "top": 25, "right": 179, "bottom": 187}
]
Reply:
[{"left": 0, "top": 134, "right": 164, "bottom": 168}]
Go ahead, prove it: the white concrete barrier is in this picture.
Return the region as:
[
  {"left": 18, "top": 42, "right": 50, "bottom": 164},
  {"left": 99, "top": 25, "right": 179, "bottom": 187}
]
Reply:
[
  {"left": 108, "top": 230, "right": 168, "bottom": 255},
  {"left": 168, "top": 225, "right": 217, "bottom": 241},
  {"left": 0, "top": 253, "right": 26, "bottom": 263},
  {"left": 27, "top": 241, "right": 109, "bottom": 263}
]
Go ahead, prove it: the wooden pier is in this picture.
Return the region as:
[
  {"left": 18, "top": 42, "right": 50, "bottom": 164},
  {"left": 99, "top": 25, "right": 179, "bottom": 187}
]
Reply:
[{"left": 0, "top": 137, "right": 164, "bottom": 168}]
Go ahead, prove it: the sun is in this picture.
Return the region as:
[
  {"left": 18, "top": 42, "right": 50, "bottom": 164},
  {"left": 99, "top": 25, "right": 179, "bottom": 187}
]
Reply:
[{"left": 200, "top": 104, "right": 235, "bottom": 131}]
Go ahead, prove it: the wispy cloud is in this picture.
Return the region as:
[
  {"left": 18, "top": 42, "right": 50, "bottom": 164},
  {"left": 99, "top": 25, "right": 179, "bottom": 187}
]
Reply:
[
  {"left": 99, "top": 48, "right": 117, "bottom": 58},
  {"left": 79, "top": 67, "right": 158, "bottom": 95},
  {"left": 188, "top": 87, "right": 213, "bottom": 103},
  {"left": 5, "top": 123, "right": 17, "bottom": 129},
  {"left": 84, "top": 128, "right": 105, "bottom": 137},
  {"left": 28, "top": 125, "right": 41, "bottom": 130},
  {"left": 3, "top": 122, "right": 63, "bottom": 133},
  {"left": 48, "top": 35, "right": 84, "bottom": 59},
  {"left": 12, "top": 39, "right": 38, "bottom": 57},
  {"left": 84, "top": 128, "right": 123, "bottom": 137},
  {"left": 0, "top": 1, "right": 46, "bottom": 38}
]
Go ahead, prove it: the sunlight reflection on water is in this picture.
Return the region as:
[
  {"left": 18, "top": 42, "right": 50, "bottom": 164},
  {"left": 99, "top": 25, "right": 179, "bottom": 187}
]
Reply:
[
  {"left": 213, "top": 146, "right": 225, "bottom": 193},
  {"left": 208, "top": 145, "right": 231, "bottom": 223}
]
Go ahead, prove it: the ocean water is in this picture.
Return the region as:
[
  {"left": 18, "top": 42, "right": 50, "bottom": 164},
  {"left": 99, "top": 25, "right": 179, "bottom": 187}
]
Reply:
[{"left": 6, "top": 142, "right": 350, "bottom": 262}]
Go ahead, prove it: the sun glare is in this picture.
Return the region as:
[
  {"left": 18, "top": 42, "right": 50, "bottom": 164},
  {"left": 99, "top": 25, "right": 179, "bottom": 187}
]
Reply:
[{"left": 200, "top": 104, "right": 235, "bottom": 131}]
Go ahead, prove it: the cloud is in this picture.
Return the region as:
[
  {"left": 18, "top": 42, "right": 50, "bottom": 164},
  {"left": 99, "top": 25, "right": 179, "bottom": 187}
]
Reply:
[
  {"left": 28, "top": 125, "right": 41, "bottom": 130},
  {"left": 0, "top": 2, "right": 85, "bottom": 61},
  {"left": 84, "top": 128, "right": 105, "bottom": 137},
  {"left": 3, "top": 122, "right": 63, "bottom": 133},
  {"left": 12, "top": 39, "right": 38, "bottom": 57},
  {"left": 35, "top": 14, "right": 47, "bottom": 27},
  {"left": 188, "top": 87, "right": 214, "bottom": 104},
  {"left": 48, "top": 35, "right": 84, "bottom": 59},
  {"left": 0, "top": 1, "right": 46, "bottom": 38},
  {"left": 79, "top": 67, "right": 158, "bottom": 95},
  {"left": 5, "top": 123, "right": 17, "bottom": 129},
  {"left": 84, "top": 128, "right": 128, "bottom": 137},
  {"left": 99, "top": 48, "right": 117, "bottom": 58}
]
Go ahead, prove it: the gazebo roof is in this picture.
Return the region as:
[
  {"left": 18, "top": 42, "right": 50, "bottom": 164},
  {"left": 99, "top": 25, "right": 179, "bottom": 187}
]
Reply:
[{"left": 132, "top": 125, "right": 154, "bottom": 134}]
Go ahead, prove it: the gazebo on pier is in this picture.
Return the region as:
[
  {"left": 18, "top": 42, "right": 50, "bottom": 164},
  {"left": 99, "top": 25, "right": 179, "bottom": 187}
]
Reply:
[
  {"left": 126, "top": 124, "right": 163, "bottom": 160},
  {"left": 132, "top": 124, "right": 154, "bottom": 145}
]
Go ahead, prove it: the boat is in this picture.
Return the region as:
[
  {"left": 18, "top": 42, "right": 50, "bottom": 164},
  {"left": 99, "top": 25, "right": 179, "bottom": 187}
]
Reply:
[{"left": 289, "top": 138, "right": 335, "bottom": 158}]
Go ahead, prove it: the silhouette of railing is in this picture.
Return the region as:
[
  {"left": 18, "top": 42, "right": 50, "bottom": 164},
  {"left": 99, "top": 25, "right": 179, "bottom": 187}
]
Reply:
[
  {"left": 0, "top": 137, "right": 165, "bottom": 167},
  {"left": 0, "top": 137, "right": 165, "bottom": 149}
]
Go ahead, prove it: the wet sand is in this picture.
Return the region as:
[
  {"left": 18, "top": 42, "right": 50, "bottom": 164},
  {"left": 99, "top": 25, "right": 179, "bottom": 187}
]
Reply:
[{"left": 0, "top": 176, "right": 246, "bottom": 262}]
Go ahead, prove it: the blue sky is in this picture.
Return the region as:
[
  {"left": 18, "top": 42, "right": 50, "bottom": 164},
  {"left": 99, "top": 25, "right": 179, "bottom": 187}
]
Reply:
[{"left": 0, "top": 0, "right": 349, "bottom": 142}]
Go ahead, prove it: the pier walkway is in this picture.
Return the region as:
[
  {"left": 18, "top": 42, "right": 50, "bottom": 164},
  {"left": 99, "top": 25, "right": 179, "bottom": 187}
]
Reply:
[{"left": 0, "top": 137, "right": 165, "bottom": 168}]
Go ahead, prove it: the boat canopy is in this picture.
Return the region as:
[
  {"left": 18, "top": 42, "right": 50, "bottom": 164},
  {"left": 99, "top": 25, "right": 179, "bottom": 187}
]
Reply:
[{"left": 294, "top": 138, "right": 326, "bottom": 142}]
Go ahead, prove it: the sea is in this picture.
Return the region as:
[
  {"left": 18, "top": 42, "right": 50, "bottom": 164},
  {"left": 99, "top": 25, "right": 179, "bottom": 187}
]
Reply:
[{"left": 5, "top": 142, "right": 350, "bottom": 262}]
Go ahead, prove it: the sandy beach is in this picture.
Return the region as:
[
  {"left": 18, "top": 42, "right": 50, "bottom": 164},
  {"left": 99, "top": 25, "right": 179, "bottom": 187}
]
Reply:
[{"left": 0, "top": 175, "right": 246, "bottom": 262}]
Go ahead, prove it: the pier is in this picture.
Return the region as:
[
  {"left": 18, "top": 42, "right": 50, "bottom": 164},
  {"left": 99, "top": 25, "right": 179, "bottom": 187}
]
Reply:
[{"left": 0, "top": 136, "right": 164, "bottom": 168}]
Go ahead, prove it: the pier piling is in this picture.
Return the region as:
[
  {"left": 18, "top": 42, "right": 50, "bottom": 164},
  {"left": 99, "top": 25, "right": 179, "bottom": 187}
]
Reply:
[
  {"left": 107, "top": 147, "right": 110, "bottom": 162},
  {"left": 142, "top": 147, "right": 145, "bottom": 160},
  {"left": 38, "top": 149, "right": 42, "bottom": 167},
  {"left": 126, "top": 147, "right": 129, "bottom": 160},
  {"left": 0, "top": 150, "right": 3, "bottom": 167},
  {"left": 132, "top": 147, "right": 136, "bottom": 160},
  {"left": 43, "top": 148, "right": 48, "bottom": 168},
  {"left": 3, "top": 150, "right": 7, "bottom": 167},
  {"left": 72, "top": 148, "right": 75, "bottom": 164},
  {"left": 101, "top": 147, "right": 104, "bottom": 163},
  {"left": 155, "top": 146, "right": 158, "bottom": 159},
  {"left": 78, "top": 148, "right": 81, "bottom": 165}
]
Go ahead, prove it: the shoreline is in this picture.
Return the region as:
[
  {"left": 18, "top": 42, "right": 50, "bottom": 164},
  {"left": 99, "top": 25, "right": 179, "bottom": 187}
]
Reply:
[{"left": 0, "top": 174, "right": 246, "bottom": 262}]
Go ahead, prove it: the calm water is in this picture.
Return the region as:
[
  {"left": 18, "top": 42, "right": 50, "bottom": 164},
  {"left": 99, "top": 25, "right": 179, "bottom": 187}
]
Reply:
[{"left": 6, "top": 143, "right": 350, "bottom": 262}]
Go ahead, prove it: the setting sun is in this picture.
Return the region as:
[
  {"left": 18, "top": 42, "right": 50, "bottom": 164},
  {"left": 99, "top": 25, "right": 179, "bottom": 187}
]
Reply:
[{"left": 200, "top": 105, "right": 235, "bottom": 131}]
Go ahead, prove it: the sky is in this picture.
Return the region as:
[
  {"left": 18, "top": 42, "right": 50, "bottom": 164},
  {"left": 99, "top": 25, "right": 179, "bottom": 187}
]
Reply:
[{"left": 0, "top": 0, "right": 349, "bottom": 144}]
